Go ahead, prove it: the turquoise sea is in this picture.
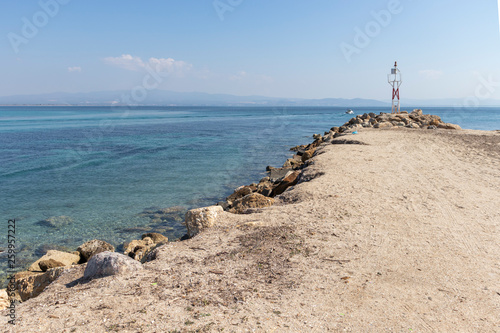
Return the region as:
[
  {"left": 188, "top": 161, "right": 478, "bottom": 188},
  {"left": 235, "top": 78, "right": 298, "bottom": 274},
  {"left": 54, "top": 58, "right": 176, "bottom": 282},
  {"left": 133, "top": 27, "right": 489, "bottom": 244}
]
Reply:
[{"left": 1, "top": 105, "right": 499, "bottom": 283}]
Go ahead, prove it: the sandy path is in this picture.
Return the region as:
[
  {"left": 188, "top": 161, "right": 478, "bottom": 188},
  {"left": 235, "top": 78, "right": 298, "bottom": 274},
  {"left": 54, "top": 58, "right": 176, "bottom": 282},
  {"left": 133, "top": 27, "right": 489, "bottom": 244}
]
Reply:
[{"left": 2, "top": 128, "right": 499, "bottom": 332}]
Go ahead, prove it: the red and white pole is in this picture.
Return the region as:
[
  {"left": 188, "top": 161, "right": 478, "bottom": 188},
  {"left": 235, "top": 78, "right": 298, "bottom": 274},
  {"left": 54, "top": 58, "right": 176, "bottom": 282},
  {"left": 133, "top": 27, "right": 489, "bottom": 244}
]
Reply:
[{"left": 388, "top": 61, "right": 402, "bottom": 114}]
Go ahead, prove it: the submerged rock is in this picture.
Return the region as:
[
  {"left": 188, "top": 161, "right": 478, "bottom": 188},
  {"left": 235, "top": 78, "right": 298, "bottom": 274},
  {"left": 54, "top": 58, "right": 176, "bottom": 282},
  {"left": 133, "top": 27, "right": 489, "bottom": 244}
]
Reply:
[
  {"left": 84, "top": 251, "right": 143, "bottom": 279},
  {"left": 36, "top": 215, "right": 73, "bottom": 228},
  {"left": 35, "top": 244, "right": 74, "bottom": 257},
  {"left": 117, "top": 226, "right": 152, "bottom": 234},
  {"left": 138, "top": 206, "right": 187, "bottom": 223},
  {"left": 141, "top": 232, "right": 168, "bottom": 244}
]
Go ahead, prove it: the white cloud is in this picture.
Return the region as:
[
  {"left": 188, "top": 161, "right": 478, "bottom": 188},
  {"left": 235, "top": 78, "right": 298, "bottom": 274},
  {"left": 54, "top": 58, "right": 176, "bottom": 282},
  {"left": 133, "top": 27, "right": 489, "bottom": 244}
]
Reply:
[
  {"left": 149, "top": 57, "right": 193, "bottom": 77},
  {"left": 104, "top": 54, "right": 192, "bottom": 76},
  {"left": 68, "top": 66, "right": 81, "bottom": 73},
  {"left": 419, "top": 69, "right": 443, "bottom": 80},
  {"left": 230, "top": 71, "right": 247, "bottom": 81},
  {"left": 103, "top": 54, "right": 145, "bottom": 71}
]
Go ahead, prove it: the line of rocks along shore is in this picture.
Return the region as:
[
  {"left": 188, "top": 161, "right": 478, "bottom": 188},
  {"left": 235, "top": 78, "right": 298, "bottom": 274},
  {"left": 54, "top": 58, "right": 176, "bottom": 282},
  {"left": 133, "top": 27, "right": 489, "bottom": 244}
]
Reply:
[{"left": 0, "top": 109, "right": 462, "bottom": 309}]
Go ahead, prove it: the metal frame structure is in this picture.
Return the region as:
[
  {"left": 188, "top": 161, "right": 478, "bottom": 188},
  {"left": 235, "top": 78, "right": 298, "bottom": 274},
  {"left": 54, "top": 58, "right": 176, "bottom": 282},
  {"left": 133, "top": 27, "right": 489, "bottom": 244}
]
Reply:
[{"left": 388, "top": 61, "right": 402, "bottom": 114}]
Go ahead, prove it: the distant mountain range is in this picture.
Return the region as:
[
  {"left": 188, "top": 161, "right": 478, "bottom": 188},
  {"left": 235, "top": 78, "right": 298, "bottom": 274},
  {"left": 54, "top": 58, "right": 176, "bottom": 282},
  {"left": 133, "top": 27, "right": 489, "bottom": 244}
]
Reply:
[
  {"left": 1, "top": 90, "right": 500, "bottom": 107},
  {"left": 0, "top": 90, "right": 388, "bottom": 107}
]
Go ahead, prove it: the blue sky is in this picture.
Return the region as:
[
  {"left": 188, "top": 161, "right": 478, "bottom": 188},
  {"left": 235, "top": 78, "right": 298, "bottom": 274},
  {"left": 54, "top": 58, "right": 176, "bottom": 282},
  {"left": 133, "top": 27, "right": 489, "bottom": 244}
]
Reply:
[{"left": 1, "top": 0, "right": 500, "bottom": 101}]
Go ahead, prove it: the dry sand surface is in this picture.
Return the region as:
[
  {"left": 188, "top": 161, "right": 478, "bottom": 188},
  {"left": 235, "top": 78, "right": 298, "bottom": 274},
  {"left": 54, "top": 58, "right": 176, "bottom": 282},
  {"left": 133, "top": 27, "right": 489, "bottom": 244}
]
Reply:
[{"left": 2, "top": 128, "right": 499, "bottom": 332}]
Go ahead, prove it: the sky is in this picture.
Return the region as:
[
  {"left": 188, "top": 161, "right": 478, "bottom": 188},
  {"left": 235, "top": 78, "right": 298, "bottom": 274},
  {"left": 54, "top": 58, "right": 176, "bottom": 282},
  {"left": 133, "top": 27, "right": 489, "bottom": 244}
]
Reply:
[{"left": 1, "top": 0, "right": 500, "bottom": 101}]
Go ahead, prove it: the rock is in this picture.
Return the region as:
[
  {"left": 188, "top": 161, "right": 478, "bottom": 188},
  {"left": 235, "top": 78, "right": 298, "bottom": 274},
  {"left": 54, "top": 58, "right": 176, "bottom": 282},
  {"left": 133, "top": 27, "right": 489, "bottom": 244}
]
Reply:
[
  {"left": 407, "top": 122, "right": 421, "bottom": 129},
  {"left": 139, "top": 206, "right": 186, "bottom": 216},
  {"left": 226, "top": 185, "right": 254, "bottom": 204},
  {"left": 257, "top": 179, "right": 273, "bottom": 191},
  {"left": 185, "top": 206, "right": 224, "bottom": 237},
  {"left": 123, "top": 238, "right": 154, "bottom": 261},
  {"left": 438, "top": 123, "right": 461, "bottom": 130},
  {"left": 28, "top": 250, "right": 80, "bottom": 272},
  {"left": 368, "top": 112, "right": 377, "bottom": 118},
  {"left": 262, "top": 187, "right": 274, "bottom": 197},
  {"left": 0, "top": 289, "right": 9, "bottom": 310},
  {"left": 141, "top": 246, "right": 161, "bottom": 263},
  {"left": 301, "top": 148, "right": 316, "bottom": 163},
  {"left": 83, "top": 252, "right": 143, "bottom": 280},
  {"left": 269, "top": 167, "right": 292, "bottom": 183},
  {"left": 312, "top": 134, "right": 322, "bottom": 140},
  {"left": 138, "top": 206, "right": 187, "bottom": 224},
  {"left": 142, "top": 232, "right": 168, "bottom": 244},
  {"left": 374, "top": 122, "right": 393, "bottom": 129},
  {"left": 38, "top": 259, "right": 66, "bottom": 272},
  {"left": 259, "top": 176, "right": 270, "bottom": 183},
  {"left": 430, "top": 119, "right": 441, "bottom": 126},
  {"left": 427, "top": 125, "right": 437, "bottom": 130},
  {"left": 154, "top": 206, "right": 186, "bottom": 214},
  {"left": 77, "top": 239, "right": 115, "bottom": 263},
  {"left": 230, "top": 193, "right": 275, "bottom": 214},
  {"left": 14, "top": 267, "right": 65, "bottom": 301},
  {"left": 330, "top": 127, "right": 340, "bottom": 133},
  {"left": 283, "top": 158, "right": 302, "bottom": 168},
  {"left": 290, "top": 144, "right": 306, "bottom": 152},
  {"left": 411, "top": 109, "right": 423, "bottom": 116},
  {"left": 400, "top": 117, "right": 410, "bottom": 125},
  {"left": 36, "top": 216, "right": 73, "bottom": 228},
  {"left": 217, "top": 201, "right": 230, "bottom": 211},
  {"left": 271, "top": 171, "right": 301, "bottom": 196},
  {"left": 117, "top": 226, "right": 152, "bottom": 234}
]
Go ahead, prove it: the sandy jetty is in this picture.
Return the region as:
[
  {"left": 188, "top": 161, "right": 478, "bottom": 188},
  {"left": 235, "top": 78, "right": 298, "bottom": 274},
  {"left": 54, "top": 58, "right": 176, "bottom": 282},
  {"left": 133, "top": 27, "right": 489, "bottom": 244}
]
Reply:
[{"left": 2, "top": 119, "right": 500, "bottom": 332}]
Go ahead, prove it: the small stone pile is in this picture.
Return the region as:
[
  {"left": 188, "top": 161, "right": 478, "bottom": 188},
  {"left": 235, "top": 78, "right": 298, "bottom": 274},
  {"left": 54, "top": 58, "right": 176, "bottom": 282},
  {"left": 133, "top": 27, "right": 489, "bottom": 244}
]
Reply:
[{"left": 332, "top": 109, "right": 461, "bottom": 133}]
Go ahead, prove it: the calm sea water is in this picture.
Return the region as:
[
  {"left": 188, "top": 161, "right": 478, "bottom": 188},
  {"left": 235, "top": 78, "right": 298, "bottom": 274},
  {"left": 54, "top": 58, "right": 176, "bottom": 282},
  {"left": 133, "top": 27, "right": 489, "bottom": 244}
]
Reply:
[{"left": 0, "top": 105, "right": 498, "bottom": 282}]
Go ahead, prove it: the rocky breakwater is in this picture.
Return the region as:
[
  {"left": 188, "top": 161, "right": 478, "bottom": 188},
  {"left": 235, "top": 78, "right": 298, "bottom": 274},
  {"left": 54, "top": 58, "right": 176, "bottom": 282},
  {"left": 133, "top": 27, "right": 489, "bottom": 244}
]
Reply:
[
  {"left": 333, "top": 109, "right": 462, "bottom": 133},
  {"left": 182, "top": 109, "right": 463, "bottom": 237}
]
